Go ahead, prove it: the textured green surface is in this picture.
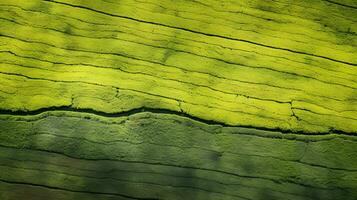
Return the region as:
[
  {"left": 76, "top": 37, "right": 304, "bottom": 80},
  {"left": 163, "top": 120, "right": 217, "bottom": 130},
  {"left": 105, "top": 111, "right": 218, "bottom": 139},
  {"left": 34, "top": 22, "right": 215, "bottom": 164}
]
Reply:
[
  {"left": 0, "top": 0, "right": 357, "bottom": 199},
  {"left": 1, "top": 111, "right": 357, "bottom": 200}
]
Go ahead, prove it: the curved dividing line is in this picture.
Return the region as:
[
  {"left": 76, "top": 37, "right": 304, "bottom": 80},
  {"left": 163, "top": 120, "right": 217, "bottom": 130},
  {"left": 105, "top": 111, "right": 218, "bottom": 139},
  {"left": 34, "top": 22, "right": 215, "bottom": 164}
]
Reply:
[
  {"left": 0, "top": 144, "right": 341, "bottom": 191},
  {"left": 0, "top": 106, "right": 356, "bottom": 136},
  {"left": 0, "top": 179, "right": 159, "bottom": 200},
  {"left": 42, "top": 0, "right": 357, "bottom": 66},
  {"left": 324, "top": 0, "right": 357, "bottom": 9}
]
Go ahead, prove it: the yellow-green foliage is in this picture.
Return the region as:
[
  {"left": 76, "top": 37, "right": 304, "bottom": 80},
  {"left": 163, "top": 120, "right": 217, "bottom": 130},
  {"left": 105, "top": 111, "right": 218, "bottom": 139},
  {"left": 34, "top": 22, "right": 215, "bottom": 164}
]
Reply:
[
  {"left": 0, "top": 1, "right": 357, "bottom": 199},
  {"left": 0, "top": 0, "right": 356, "bottom": 134}
]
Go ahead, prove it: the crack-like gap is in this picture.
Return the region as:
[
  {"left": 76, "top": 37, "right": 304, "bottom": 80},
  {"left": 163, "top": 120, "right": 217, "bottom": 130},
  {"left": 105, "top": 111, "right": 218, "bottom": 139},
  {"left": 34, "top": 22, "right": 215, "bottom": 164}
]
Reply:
[{"left": 0, "top": 106, "right": 356, "bottom": 136}]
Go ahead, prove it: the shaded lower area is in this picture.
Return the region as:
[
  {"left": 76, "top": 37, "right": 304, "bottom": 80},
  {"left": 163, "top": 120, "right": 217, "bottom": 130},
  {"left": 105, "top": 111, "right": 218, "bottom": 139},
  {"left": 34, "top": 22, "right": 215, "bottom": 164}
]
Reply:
[{"left": 0, "top": 111, "right": 356, "bottom": 200}]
